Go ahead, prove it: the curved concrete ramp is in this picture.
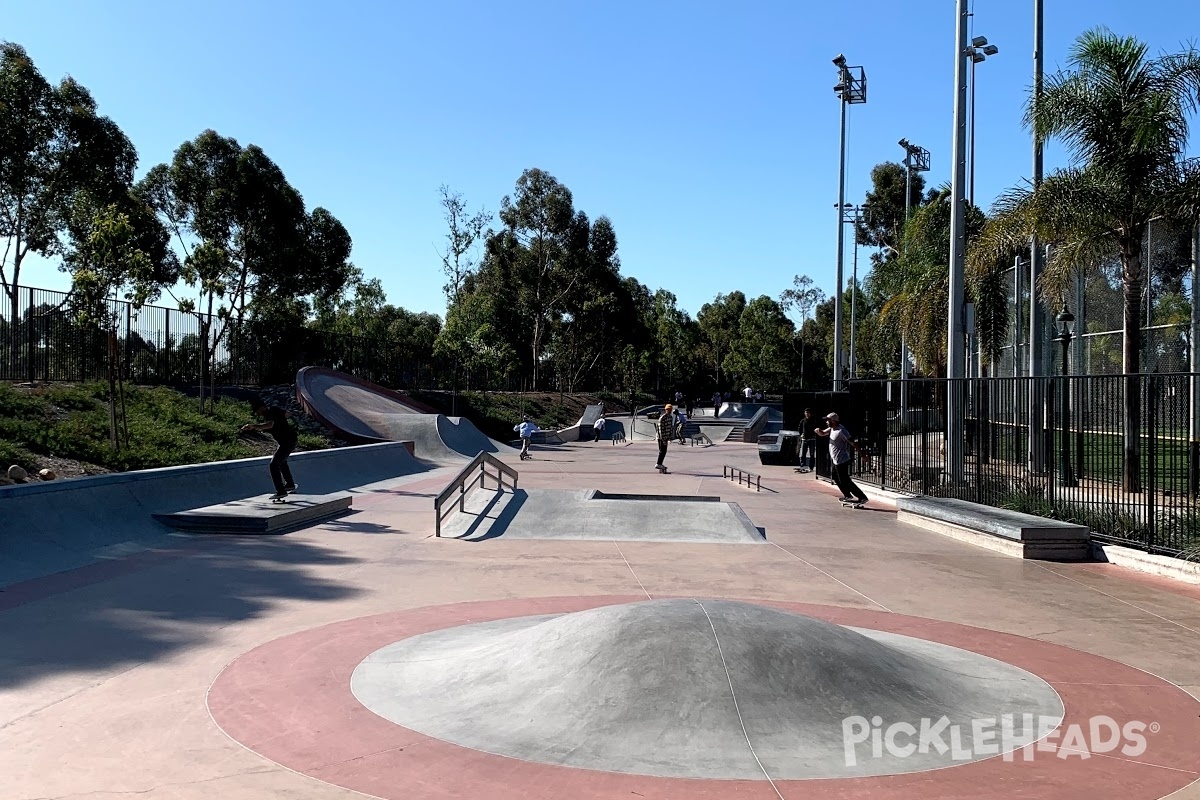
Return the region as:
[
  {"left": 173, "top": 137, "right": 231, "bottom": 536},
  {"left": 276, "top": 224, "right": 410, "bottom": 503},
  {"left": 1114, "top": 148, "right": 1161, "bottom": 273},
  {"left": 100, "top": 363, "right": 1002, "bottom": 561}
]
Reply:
[
  {"left": 390, "top": 414, "right": 516, "bottom": 464},
  {"left": 296, "top": 367, "right": 438, "bottom": 444},
  {"left": 352, "top": 599, "right": 1063, "bottom": 780},
  {"left": 296, "top": 367, "right": 512, "bottom": 462}
]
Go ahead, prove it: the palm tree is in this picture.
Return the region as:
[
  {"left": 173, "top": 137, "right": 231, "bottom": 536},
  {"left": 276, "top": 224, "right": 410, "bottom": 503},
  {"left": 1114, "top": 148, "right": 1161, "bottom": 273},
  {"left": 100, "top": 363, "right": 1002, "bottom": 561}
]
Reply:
[
  {"left": 877, "top": 187, "right": 985, "bottom": 376},
  {"left": 970, "top": 28, "right": 1200, "bottom": 493}
]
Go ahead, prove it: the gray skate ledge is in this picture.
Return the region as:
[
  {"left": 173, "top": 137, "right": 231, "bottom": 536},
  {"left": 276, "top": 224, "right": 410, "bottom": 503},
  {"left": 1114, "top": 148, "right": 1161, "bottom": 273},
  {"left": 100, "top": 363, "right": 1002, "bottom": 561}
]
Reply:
[
  {"left": 895, "top": 496, "right": 1090, "bottom": 561},
  {"left": 153, "top": 493, "right": 353, "bottom": 534}
]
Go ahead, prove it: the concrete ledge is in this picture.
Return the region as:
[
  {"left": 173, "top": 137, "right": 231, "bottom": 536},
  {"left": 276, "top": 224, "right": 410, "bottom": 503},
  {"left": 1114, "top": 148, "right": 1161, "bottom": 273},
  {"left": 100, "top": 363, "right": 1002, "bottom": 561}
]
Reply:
[
  {"left": 895, "top": 496, "right": 1090, "bottom": 561},
  {"left": 154, "top": 493, "right": 353, "bottom": 534},
  {"left": 1091, "top": 542, "right": 1200, "bottom": 584}
]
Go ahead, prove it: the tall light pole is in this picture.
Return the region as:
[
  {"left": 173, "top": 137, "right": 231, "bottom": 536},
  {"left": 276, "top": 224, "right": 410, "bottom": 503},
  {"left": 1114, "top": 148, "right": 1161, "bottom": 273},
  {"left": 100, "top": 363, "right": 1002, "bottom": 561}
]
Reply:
[
  {"left": 833, "top": 54, "right": 867, "bottom": 390},
  {"left": 897, "top": 139, "right": 930, "bottom": 424},
  {"left": 946, "top": 0, "right": 971, "bottom": 486},
  {"left": 1029, "top": 0, "right": 1047, "bottom": 475},
  {"left": 838, "top": 203, "right": 867, "bottom": 378},
  {"left": 968, "top": 37, "right": 1000, "bottom": 206}
]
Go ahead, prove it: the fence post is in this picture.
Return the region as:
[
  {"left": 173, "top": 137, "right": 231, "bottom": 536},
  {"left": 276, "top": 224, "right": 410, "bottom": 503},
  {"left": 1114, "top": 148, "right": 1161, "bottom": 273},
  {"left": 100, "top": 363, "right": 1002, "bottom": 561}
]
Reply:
[
  {"left": 26, "top": 285, "right": 35, "bottom": 382},
  {"left": 164, "top": 308, "right": 171, "bottom": 383},
  {"left": 1147, "top": 375, "right": 1157, "bottom": 551}
]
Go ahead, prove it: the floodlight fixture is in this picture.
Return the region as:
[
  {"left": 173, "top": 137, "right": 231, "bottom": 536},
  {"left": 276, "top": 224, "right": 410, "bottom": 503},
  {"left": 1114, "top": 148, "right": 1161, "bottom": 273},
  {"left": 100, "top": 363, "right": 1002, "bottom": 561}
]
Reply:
[{"left": 971, "top": 36, "right": 988, "bottom": 48}]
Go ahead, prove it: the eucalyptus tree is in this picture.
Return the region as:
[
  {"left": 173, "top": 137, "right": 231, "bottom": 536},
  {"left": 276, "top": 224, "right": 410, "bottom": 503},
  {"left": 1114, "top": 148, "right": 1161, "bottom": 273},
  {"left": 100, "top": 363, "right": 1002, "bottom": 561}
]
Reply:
[
  {"left": 0, "top": 43, "right": 138, "bottom": 372},
  {"left": 969, "top": 28, "right": 1200, "bottom": 492},
  {"left": 140, "top": 130, "right": 353, "bottom": 408},
  {"left": 697, "top": 291, "right": 746, "bottom": 390}
]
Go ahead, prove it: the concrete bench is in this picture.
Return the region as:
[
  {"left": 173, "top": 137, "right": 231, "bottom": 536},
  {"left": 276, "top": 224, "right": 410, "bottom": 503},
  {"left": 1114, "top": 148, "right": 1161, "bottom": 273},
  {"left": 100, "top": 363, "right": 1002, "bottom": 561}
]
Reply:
[{"left": 895, "top": 496, "right": 1090, "bottom": 561}]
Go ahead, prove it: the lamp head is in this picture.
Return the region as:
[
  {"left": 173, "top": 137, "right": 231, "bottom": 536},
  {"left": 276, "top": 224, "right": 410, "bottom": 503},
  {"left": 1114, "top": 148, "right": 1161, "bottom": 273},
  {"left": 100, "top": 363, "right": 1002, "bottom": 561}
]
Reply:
[
  {"left": 833, "top": 54, "right": 846, "bottom": 67},
  {"left": 972, "top": 51, "right": 987, "bottom": 63},
  {"left": 971, "top": 36, "right": 988, "bottom": 48},
  {"left": 1056, "top": 307, "right": 1075, "bottom": 336},
  {"left": 983, "top": 44, "right": 999, "bottom": 56}
]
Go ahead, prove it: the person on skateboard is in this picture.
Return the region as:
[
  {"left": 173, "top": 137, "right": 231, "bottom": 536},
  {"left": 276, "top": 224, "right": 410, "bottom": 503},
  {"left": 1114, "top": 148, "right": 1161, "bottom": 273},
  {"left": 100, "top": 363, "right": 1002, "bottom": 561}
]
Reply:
[
  {"left": 815, "top": 412, "right": 867, "bottom": 507},
  {"left": 242, "top": 398, "right": 298, "bottom": 499},
  {"left": 515, "top": 416, "right": 539, "bottom": 460},
  {"left": 655, "top": 404, "right": 674, "bottom": 472}
]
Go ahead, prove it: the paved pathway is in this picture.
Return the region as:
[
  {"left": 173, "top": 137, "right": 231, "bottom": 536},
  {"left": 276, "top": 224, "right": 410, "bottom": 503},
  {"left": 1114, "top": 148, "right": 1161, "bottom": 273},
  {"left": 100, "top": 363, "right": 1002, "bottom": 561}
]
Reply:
[{"left": 4, "top": 438, "right": 1200, "bottom": 798}]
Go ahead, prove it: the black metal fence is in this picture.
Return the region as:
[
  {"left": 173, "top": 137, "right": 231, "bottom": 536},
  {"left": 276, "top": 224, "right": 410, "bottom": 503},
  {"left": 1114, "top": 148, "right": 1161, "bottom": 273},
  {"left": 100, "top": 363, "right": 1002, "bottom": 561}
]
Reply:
[
  {"left": 842, "top": 375, "right": 1200, "bottom": 556},
  {"left": 0, "top": 285, "right": 505, "bottom": 391}
]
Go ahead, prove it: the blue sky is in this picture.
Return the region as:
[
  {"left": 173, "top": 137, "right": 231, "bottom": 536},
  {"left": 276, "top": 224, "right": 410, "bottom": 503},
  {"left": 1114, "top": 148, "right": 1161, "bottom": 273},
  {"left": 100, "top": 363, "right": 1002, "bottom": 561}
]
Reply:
[{"left": 7, "top": 0, "right": 1200, "bottom": 320}]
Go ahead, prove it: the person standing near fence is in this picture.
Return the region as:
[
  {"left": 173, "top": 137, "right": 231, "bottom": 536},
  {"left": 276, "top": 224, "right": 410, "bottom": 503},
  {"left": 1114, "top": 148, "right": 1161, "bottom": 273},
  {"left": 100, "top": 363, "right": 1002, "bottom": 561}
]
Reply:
[
  {"left": 799, "top": 407, "right": 819, "bottom": 473},
  {"left": 241, "top": 397, "right": 298, "bottom": 499},
  {"left": 816, "top": 412, "right": 867, "bottom": 507}
]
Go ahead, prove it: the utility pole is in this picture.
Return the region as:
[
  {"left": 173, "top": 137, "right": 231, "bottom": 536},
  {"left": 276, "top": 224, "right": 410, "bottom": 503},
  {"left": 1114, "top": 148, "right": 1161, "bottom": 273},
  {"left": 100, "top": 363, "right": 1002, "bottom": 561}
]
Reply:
[
  {"left": 898, "top": 139, "right": 930, "bottom": 422},
  {"left": 1028, "top": 0, "right": 1047, "bottom": 474},
  {"left": 945, "top": 0, "right": 971, "bottom": 485}
]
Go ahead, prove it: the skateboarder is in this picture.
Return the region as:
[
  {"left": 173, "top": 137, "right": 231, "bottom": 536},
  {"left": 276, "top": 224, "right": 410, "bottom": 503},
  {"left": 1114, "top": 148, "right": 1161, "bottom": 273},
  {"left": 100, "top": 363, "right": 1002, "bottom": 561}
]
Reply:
[
  {"left": 593, "top": 414, "right": 607, "bottom": 442},
  {"left": 815, "top": 412, "right": 867, "bottom": 507},
  {"left": 675, "top": 407, "right": 688, "bottom": 444},
  {"left": 655, "top": 404, "right": 673, "bottom": 472},
  {"left": 241, "top": 398, "right": 298, "bottom": 499},
  {"left": 799, "top": 408, "right": 819, "bottom": 473},
  {"left": 515, "top": 416, "right": 539, "bottom": 460}
]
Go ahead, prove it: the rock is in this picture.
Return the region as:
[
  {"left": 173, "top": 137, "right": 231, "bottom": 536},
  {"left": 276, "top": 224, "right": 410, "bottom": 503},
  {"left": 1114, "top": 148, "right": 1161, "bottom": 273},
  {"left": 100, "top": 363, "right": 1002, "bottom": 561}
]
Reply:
[
  {"left": 38, "top": 468, "right": 56, "bottom": 481},
  {"left": 7, "top": 465, "right": 28, "bottom": 482}
]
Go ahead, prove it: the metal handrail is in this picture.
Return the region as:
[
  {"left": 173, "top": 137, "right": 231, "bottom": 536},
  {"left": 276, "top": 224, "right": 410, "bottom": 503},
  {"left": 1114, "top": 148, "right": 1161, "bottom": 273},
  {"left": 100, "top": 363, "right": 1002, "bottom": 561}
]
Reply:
[
  {"left": 723, "top": 464, "right": 762, "bottom": 492},
  {"left": 434, "top": 451, "right": 519, "bottom": 537}
]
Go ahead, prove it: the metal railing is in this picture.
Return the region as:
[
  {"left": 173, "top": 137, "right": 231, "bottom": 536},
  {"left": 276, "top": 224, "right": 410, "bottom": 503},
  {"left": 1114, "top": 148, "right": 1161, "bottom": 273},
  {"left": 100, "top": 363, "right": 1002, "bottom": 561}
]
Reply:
[
  {"left": 841, "top": 374, "right": 1200, "bottom": 556},
  {"left": 723, "top": 465, "right": 762, "bottom": 492},
  {"left": 434, "top": 451, "right": 519, "bottom": 537}
]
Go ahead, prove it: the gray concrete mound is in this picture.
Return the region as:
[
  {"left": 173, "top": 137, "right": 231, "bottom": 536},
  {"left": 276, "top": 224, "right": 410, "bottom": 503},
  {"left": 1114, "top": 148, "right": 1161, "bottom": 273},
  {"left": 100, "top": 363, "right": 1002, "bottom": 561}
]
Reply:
[{"left": 352, "top": 599, "right": 1063, "bottom": 780}]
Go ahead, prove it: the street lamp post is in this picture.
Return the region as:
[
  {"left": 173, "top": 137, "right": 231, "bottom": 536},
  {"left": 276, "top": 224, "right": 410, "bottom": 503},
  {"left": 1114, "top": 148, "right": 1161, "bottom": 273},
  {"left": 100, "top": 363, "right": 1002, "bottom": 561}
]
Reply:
[
  {"left": 946, "top": 0, "right": 971, "bottom": 486},
  {"left": 837, "top": 203, "right": 866, "bottom": 379},
  {"left": 1054, "top": 306, "right": 1077, "bottom": 487},
  {"left": 968, "top": 37, "right": 999, "bottom": 207},
  {"left": 833, "top": 55, "right": 867, "bottom": 390},
  {"left": 897, "top": 139, "right": 930, "bottom": 419}
]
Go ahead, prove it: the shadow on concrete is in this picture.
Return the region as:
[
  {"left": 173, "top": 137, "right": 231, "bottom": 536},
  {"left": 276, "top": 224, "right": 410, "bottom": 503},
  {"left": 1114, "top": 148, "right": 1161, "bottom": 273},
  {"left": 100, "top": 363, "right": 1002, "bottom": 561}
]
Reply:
[
  {"left": 0, "top": 535, "right": 364, "bottom": 691},
  {"left": 454, "top": 489, "right": 529, "bottom": 542}
]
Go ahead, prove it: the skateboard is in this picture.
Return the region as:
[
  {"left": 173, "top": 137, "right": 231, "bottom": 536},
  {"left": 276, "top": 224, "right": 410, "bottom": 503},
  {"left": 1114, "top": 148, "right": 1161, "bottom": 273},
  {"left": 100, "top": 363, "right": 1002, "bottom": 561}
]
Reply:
[
  {"left": 268, "top": 486, "right": 298, "bottom": 504},
  {"left": 655, "top": 465, "right": 670, "bottom": 474},
  {"left": 520, "top": 453, "right": 532, "bottom": 461},
  {"left": 840, "top": 501, "right": 866, "bottom": 509}
]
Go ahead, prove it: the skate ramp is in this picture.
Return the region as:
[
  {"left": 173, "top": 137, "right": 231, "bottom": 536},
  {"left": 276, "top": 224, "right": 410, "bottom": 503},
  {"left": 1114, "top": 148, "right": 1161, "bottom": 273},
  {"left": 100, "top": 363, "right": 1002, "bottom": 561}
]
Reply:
[
  {"left": 0, "top": 442, "right": 428, "bottom": 588},
  {"left": 296, "top": 367, "right": 514, "bottom": 461},
  {"left": 295, "top": 366, "right": 438, "bottom": 443},
  {"left": 372, "top": 414, "right": 515, "bottom": 464},
  {"left": 352, "top": 598, "right": 1064, "bottom": 779}
]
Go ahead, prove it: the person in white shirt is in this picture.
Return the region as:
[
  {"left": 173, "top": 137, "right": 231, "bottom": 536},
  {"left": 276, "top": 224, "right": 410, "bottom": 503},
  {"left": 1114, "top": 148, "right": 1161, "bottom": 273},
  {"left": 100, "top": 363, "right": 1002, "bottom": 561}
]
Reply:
[
  {"left": 816, "top": 412, "right": 867, "bottom": 506},
  {"left": 744, "top": 386, "right": 753, "bottom": 400},
  {"left": 593, "top": 414, "right": 607, "bottom": 442},
  {"left": 514, "top": 416, "right": 539, "bottom": 460},
  {"left": 675, "top": 408, "right": 688, "bottom": 443}
]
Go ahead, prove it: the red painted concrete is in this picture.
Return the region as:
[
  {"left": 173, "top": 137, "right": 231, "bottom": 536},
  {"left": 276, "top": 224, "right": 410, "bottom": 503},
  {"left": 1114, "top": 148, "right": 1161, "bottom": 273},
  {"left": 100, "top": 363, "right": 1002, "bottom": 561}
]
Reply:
[{"left": 208, "top": 595, "right": 1200, "bottom": 800}]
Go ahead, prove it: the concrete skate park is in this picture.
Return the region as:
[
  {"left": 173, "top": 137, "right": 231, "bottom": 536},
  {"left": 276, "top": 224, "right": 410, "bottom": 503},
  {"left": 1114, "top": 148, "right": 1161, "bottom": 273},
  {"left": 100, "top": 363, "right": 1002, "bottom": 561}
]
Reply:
[{"left": 5, "top": 370, "right": 1200, "bottom": 799}]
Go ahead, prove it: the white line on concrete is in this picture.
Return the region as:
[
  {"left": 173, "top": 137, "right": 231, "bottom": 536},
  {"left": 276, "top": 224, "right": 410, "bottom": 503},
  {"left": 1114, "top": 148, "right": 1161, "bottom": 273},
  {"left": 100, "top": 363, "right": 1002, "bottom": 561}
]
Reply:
[
  {"left": 613, "top": 543, "right": 651, "bottom": 600},
  {"left": 768, "top": 542, "right": 894, "bottom": 613},
  {"left": 694, "top": 599, "right": 785, "bottom": 800},
  {"left": 1031, "top": 562, "right": 1200, "bottom": 638}
]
